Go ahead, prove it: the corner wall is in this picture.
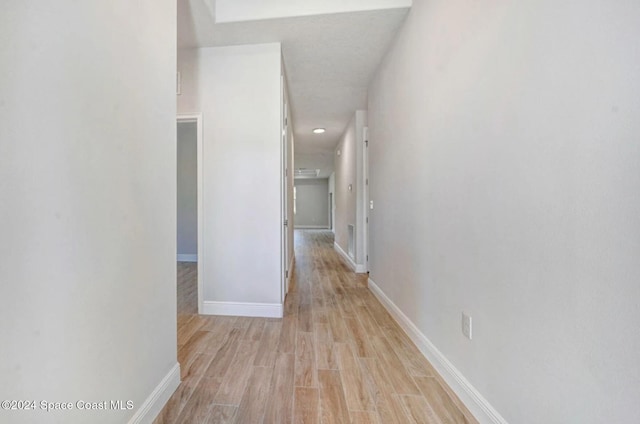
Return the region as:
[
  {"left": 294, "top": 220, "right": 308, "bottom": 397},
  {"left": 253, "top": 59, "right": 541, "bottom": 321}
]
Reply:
[
  {"left": 178, "top": 44, "right": 284, "bottom": 316},
  {"left": 0, "top": 1, "right": 179, "bottom": 423},
  {"left": 294, "top": 179, "right": 330, "bottom": 228},
  {"left": 367, "top": 0, "right": 640, "bottom": 423}
]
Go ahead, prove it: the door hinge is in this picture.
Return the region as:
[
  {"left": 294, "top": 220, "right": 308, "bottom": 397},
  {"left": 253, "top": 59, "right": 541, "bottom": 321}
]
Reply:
[
  {"left": 366, "top": 255, "right": 368, "bottom": 261},
  {"left": 284, "top": 219, "right": 288, "bottom": 226},
  {"left": 286, "top": 270, "right": 289, "bottom": 278},
  {"left": 365, "top": 139, "right": 369, "bottom": 147},
  {"left": 366, "top": 217, "right": 368, "bottom": 224}
]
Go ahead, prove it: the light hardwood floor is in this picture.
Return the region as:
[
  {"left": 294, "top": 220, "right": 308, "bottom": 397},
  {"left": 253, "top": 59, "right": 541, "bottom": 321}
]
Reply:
[{"left": 155, "top": 230, "right": 478, "bottom": 424}]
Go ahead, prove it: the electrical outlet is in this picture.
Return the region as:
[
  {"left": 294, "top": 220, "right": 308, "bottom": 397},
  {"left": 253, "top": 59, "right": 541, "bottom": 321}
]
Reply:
[{"left": 462, "top": 312, "right": 472, "bottom": 340}]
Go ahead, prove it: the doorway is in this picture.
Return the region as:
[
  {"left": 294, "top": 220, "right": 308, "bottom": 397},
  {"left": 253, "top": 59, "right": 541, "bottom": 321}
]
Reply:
[{"left": 177, "top": 114, "right": 203, "bottom": 314}]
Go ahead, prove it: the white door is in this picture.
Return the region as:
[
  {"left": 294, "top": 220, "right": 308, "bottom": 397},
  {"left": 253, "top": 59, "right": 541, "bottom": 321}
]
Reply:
[{"left": 363, "top": 126, "right": 370, "bottom": 272}]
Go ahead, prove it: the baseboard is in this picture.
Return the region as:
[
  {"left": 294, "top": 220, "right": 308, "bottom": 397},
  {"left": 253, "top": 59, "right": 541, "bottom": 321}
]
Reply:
[
  {"left": 128, "top": 362, "right": 180, "bottom": 424},
  {"left": 354, "top": 263, "right": 367, "bottom": 273},
  {"left": 294, "top": 225, "right": 330, "bottom": 229},
  {"left": 333, "top": 242, "right": 367, "bottom": 273},
  {"left": 176, "top": 254, "right": 197, "bottom": 262},
  {"left": 368, "top": 278, "right": 508, "bottom": 424},
  {"left": 202, "top": 301, "right": 283, "bottom": 318}
]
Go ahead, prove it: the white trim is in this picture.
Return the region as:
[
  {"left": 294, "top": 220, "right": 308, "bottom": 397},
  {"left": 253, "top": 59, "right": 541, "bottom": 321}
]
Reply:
[
  {"left": 202, "top": 301, "right": 283, "bottom": 318},
  {"left": 362, "top": 126, "right": 369, "bottom": 273},
  {"left": 280, "top": 74, "right": 289, "bottom": 305},
  {"left": 176, "top": 254, "right": 197, "bottom": 262},
  {"left": 295, "top": 225, "right": 330, "bottom": 229},
  {"left": 177, "top": 113, "right": 203, "bottom": 315},
  {"left": 334, "top": 242, "right": 367, "bottom": 273},
  {"left": 367, "top": 278, "right": 508, "bottom": 424},
  {"left": 127, "top": 362, "right": 180, "bottom": 424}
]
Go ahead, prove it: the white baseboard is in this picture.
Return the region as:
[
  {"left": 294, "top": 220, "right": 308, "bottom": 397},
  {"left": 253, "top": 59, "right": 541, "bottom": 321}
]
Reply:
[
  {"left": 334, "top": 242, "right": 367, "bottom": 273},
  {"left": 368, "top": 278, "right": 508, "bottom": 424},
  {"left": 202, "top": 301, "right": 283, "bottom": 318},
  {"left": 128, "top": 362, "right": 180, "bottom": 424},
  {"left": 294, "top": 225, "right": 330, "bottom": 229},
  {"left": 176, "top": 254, "right": 197, "bottom": 262}
]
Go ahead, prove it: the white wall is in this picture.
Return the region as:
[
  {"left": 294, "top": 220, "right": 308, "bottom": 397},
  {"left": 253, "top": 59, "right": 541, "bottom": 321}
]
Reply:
[
  {"left": 215, "top": 0, "right": 412, "bottom": 23},
  {"left": 334, "top": 115, "right": 357, "bottom": 257},
  {"left": 177, "top": 122, "right": 198, "bottom": 258},
  {"left": 334, "top": 111, "right": 367, "bottom": 268},
  {"left": 294, "top": 179, "right": 330, "bottom": 228},
  {"left": 178, "top": 44, "right": 284, "bottom": 311},
  {"left": 0, "top": 1, "right": 178, "bottom": 423},
  {"left": 367, "top": 0, "right": 640, "bottom": 423},
  {"left": 294, "top": 152, "right": 335, "bottom": 178}
]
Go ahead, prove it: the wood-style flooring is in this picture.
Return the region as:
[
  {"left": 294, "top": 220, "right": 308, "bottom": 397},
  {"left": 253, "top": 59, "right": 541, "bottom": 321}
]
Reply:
[{"left": 154, "top": 230, "right": 478, "bottom": 424}]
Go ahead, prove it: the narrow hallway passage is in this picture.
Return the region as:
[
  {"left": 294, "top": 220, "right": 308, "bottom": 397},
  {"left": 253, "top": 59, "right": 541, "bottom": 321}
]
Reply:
[{"left": 155, "top": 231, "right": 476, "bottom": 424}]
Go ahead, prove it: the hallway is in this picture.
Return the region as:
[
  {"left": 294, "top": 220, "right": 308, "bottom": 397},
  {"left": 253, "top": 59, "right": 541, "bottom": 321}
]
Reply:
[{"left": 155, "top": 231, "right": 476, "bottom": 424}]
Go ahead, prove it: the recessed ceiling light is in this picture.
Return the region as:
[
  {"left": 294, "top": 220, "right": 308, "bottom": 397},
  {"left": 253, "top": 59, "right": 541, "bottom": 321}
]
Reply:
[{"left": 312, "top": 128, "right": 325, "bottom": 134}]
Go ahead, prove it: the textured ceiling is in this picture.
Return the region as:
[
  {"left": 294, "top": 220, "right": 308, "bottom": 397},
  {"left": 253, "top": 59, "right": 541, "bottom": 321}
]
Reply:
[{"left": 178, "top": 0, "right": 409, "bottom": 154}]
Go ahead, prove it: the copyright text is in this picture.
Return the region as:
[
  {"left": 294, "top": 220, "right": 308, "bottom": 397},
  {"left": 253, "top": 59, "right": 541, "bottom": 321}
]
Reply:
[{"left": 1, "top": 400, "right": 134, "bottom": 412}]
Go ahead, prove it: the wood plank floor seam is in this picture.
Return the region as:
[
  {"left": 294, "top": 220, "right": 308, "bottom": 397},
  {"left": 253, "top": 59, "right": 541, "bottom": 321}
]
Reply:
[{"left": 154, "top": 230, "right": 478, "bottom": 424}]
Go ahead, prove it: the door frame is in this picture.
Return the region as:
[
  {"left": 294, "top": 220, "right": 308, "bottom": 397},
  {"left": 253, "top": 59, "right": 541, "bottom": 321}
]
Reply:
[
  {"left": 282, "top": 106, "right": 289, "bottom": 299},
  {"left": 281, "top": 74, "right": 290, "bottom": 301},
  {"left": 177, "top": 113, "right": 203, "bottom": 314},
  {"left": 363, "top": 126, "right": 370, "bottom": 272}
]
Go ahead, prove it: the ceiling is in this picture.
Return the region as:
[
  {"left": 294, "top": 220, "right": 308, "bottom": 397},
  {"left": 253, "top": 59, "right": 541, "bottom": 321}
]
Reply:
[
  {"left": 178, "top": 0, "right": 410, "bottom": 155},
  {"left": 294, "top": 152, "right": 335, "bottom": 179}
]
